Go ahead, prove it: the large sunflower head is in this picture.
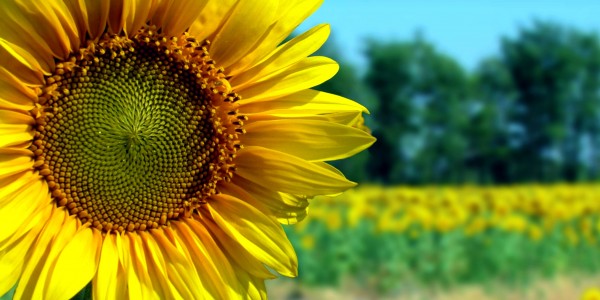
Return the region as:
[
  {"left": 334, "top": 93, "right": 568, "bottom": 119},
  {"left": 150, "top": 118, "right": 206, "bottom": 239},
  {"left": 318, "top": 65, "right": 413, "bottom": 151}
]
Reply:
[{"left": 0, "top": 0, "right": 374, "bottom": 299}]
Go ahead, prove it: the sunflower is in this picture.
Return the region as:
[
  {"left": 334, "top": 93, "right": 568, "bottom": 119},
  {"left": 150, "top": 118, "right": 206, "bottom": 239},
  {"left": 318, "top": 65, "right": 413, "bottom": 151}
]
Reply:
[{"left": 0, "top": 0, "right": 374, "bottom": 299}]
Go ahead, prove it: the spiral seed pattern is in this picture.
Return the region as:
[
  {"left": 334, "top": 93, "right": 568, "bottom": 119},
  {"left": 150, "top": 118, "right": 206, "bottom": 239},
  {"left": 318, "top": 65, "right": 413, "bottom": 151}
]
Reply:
[{"left": 31, "top": 28, "right": 243, "bottom": 232}]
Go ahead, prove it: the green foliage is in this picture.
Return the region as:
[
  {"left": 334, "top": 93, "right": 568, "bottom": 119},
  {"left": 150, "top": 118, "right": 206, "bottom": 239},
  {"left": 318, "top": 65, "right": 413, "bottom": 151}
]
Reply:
[
  {"left": 315, "top": 21, "right": 600, "bottom": 184},
  {"left": 287, "top": 217, "right": 600, "bottom": 294},
  {"left": 286, "top": 184, "right": 600, "bottom": 292},
  {"left": 363, "top": 36, "right": 471, "bottom": 184},
  {"left": 499, "top": 21, "right": 600, "bottom": 182},
  {"left": 466, "top": 58, "right": 517, "bottom": 183}
]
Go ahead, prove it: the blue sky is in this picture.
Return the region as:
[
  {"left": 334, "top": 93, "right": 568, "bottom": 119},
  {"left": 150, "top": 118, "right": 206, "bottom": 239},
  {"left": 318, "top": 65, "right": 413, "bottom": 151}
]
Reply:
[{"left": 296, "top": 0, "right": 600, "bottom": 70}]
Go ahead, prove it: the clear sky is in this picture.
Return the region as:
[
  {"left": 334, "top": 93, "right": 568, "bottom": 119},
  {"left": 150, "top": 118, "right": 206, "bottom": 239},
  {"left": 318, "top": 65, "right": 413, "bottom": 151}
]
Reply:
[{"left": 296, "top": 0, "right": 600, "bottom": 70}]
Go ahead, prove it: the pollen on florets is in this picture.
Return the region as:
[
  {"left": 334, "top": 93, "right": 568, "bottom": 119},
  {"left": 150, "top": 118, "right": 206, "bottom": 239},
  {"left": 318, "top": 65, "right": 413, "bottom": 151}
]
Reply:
[{"left": 30, "top": 25, "right": 244, "bottom": 233}]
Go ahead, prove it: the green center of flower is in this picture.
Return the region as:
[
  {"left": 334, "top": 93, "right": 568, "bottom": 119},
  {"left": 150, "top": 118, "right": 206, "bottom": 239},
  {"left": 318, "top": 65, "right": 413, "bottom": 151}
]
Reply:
[{"left": 31, "top": 29, "right": 244, "bottom": 232}]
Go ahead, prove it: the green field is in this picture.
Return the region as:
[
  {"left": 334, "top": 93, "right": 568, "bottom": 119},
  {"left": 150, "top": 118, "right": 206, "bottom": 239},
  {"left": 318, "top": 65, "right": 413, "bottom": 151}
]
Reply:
[{"left": 270, "top": 185, "right": 600, "bottom": 299}]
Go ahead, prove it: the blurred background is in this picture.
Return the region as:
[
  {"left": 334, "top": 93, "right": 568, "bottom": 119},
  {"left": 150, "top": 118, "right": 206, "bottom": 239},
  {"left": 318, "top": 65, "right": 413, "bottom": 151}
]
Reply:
[{"left": 268, "top": 1, "right": 600, "bottom": 299}]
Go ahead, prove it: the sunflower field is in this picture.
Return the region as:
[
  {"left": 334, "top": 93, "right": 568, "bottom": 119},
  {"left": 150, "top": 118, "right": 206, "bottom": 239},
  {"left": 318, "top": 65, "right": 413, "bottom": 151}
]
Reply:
[{"left": 280, "top": 184, "right": 600, "bottom": 297}]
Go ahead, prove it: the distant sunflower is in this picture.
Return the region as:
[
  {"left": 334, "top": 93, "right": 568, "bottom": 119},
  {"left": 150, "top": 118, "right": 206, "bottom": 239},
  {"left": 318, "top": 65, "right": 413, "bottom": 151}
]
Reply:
[{"left": 0, "top": 0, "right": 374, "bottom": 299}]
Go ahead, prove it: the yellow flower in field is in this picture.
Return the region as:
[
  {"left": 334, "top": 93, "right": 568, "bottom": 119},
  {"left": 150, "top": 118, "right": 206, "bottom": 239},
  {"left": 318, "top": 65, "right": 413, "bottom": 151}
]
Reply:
[
  {"left": 527, "top": 224, "right": 543, "bottom": 242},
  {"left": 434, "top": 213, "right": 455, "bottom": 232},
  {"left": 325, "top": 212, "right": 343, "bottom": 230},
  {"left": 392, "top": 215, "right": 412, "bottom": 233},
  {"left": 464, "top": 216, "right": 488, "bottom": 236},
  {"left": 300, "top": 235, "right": 316, "bottom": 251},
  {"left": 582, "top": 287, "right": 600, "bottom": 300},
  {"left": 499, "top": 215, "right": 528, "bottom": 233},
  {"left": 0, "top": 0, "right": 374, "bottom": 299},
  {"left": 565, "top": 226, "right": 580, "bottom": 245},
  {"left": 550, "top": 202, "right": 570, "bottom": 221},
  {"left": 408, "top": 228, "right": 420, "bottom": 239},
  {"left": 408, "top": 205, "right": 433, "bottom": 229}
]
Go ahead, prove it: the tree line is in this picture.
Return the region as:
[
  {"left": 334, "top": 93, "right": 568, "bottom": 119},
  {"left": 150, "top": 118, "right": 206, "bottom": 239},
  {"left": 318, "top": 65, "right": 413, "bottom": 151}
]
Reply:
[{"left": 317, "top": 21, "right": 600, "bottom": 184}]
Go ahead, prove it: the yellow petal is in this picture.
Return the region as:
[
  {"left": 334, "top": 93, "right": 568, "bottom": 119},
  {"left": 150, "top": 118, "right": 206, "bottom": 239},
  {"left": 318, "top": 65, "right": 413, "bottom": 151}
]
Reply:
[
  {"left": 174, "top": 219, "right": 242, "bottom": 299},
  {"left": 242, "top": 119, "right": 375, "bottom": 161},
  {"left": 124, "top": 0, "right": 158, "bottom": 37},
  {"left": 209, "top": 0, "right": 278, "bottom": 69},
  {"left": 116, "top": 234, "right": 141, "bottom": 300},
  {"left": 70, "top": 0, "right": 110, "bottom": 41},
  {"left": 0, "top": 202, "right": 49, "bottom": 296},
  {"left": 238, "top": 57, "right": 338, "bottom": 103},
  {"left": 0, "top": 98, "right": 32, "bottom": 112},
  {"left": 121, "top": 234, "right": 144, "bottom": 299},
  {"left": 248, "top": 110, "right": 364, "bottom": 128},
  {"left": 0, "top": 233, "right": 30, "bottom": 296},
  {"left": 139, "top": 231, "right": 183, "bottom": 299},
  {"left": 151, "top": 228, "right": 204, "bottom": 298},
  {"left": 48, "top": 1, "right": 82, "bottom": 52},
  {"left": 206, "top": 193, "right": 298, "bottom": 277},
  {"left": 111, "top": 233, "right": 129, "bottom": 299},
  {"left": 125, "top": 233, "right": 159, "bottom": 300},
  {"left": 231, "top": 24, "right": 330, "bottom": 89},
  {"left": 0, "top": 153, "right": 33, "bottom": 181},
  {"left": 14, "top": 208, "right": 77, "bottom": 300},
  {"left": 229, "top": 0, "right": 323, "bottom": 74},
  {"left": 195, "top": 200, "right": 276, "bottom": 278},
  {"left": 229, "top": 177, "right": 309, "bottom": 225},
  {"left": 0, "top": 38, "right": 45, "bottom": 85},
  {"left": 86, "top": 0, "right": 111, "bottom": 40},
  {"left": 0, "top": 124, "right": 33, "bottom": 149},
  {"left": 0, "top": 68, "right": 37, "bottom": 111},
  {"left": 63, "top": 0, "right": 88, "bottom": 44},
  {"left": 0, "top": 3, "right": 53, "bottom": 75},
  {"left": 0, "top": 109, "right": 34, "bottom": 125},
  {"left": 235, "top": 146, "right": 356, "bottom": 196},
  {"left": 217, "top": 180, "right": 272, "bottom": 216},
  {"left": 0, "top": 148, "right": 32, "bottom": 156},
  {"left": 107, "top": 0, "right": 127, "bottom": 34},
  {"left": 45, "top": 227, "right": 102, "bottom": 300},
  {"left": 10, "top": 1, "right": 80, "bottom": 59},
  {"left": 152, "top": 0, "right": 208, "bottom": 36},
  {"left": 188, "top": 0, "right": 237, "bottom": 42},
  {"left": 0, "top": 163, "right": 35, "bottom": 207},
  {"left": 239, "top": 89, "right": 368, "bottom": 114},
  {"left": 235, "top": 268, "right": 268, "bottom": 300},
  {"left": 0, "top": 199, "right": 52, "bottom": 258},
  {"left": 114, "top": 230, "right": 127, "bottom": 268},
  {"left": 92, "top": 233, "right": 120, "bottom": 300},
  {"left": 0, "top": 178, "right": 49, "bottom": 245},
  {"left": 314, "top": 161, "right": 346, "bottom": 178},
  {"left": 0, "top": 171, "right": 36, "bottom": 211}
]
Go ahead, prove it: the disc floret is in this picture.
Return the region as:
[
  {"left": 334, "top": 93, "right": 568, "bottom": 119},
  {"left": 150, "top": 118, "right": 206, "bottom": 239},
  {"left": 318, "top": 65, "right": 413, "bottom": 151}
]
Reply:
[{"left": 30, "top": 26, "right": 244, "bottom": 233}]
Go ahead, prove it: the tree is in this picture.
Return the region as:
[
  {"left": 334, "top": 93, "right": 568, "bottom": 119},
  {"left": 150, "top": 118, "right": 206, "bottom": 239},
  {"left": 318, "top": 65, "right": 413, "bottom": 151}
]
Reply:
[
  {"left": 467, "top": 58, "right": 518, "bottom": 183},
  {"left": 364, "top": 36, "right": 471, "bottom": 184},
  {"left": 499, "top": 21, "right": 600, "bottom": 182}
]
